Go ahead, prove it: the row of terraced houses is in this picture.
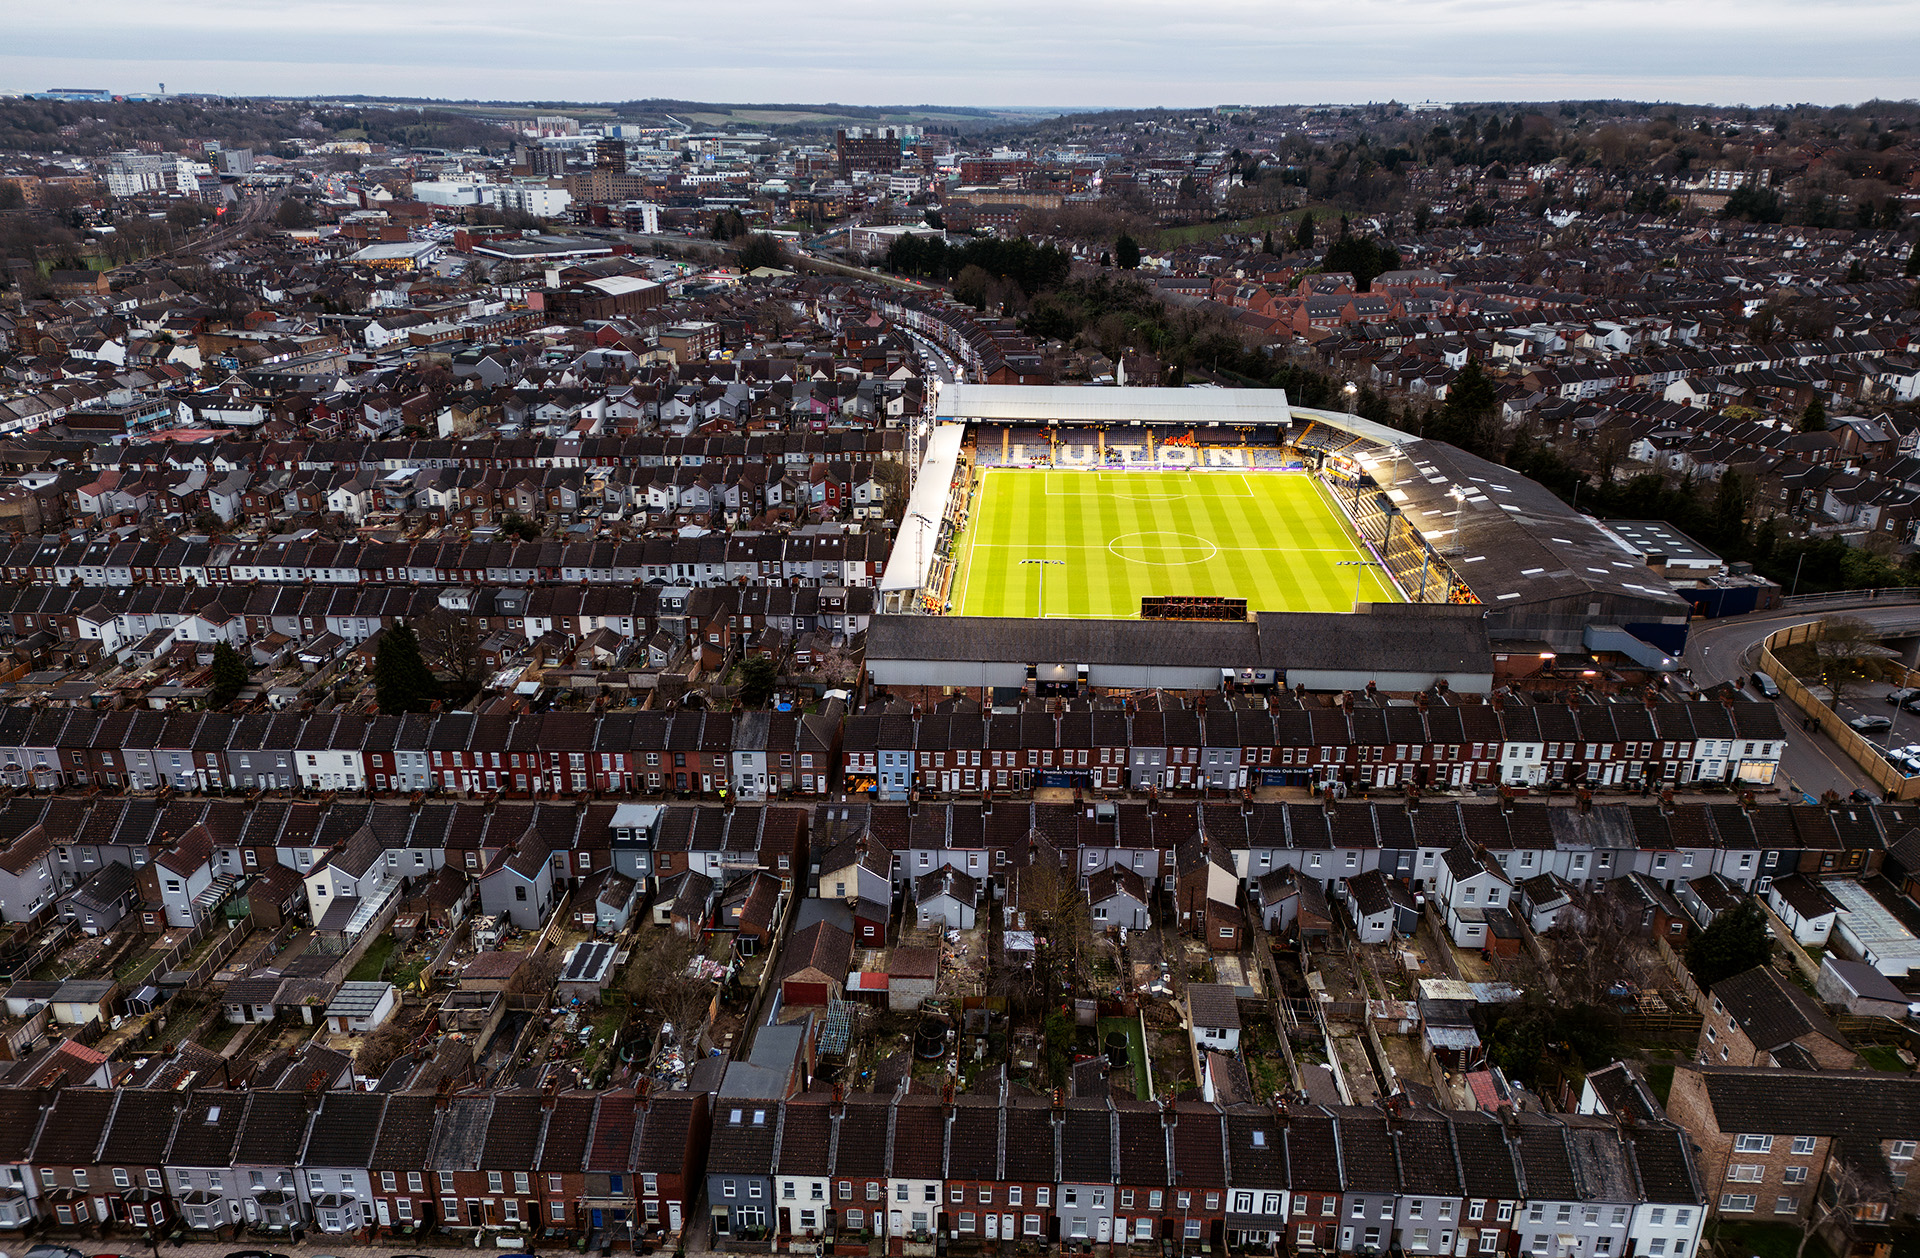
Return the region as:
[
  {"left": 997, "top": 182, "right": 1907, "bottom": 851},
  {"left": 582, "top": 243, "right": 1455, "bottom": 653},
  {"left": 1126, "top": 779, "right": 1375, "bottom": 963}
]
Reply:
[{"left": 10, "top": 1071, "right": 1913, "bottom": 1258}]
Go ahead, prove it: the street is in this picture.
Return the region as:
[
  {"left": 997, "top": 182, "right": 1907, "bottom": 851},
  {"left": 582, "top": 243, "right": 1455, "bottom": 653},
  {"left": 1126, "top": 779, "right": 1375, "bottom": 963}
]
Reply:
[{"left": 1682, "top": 596, "right": 1920, "bottom": 799}]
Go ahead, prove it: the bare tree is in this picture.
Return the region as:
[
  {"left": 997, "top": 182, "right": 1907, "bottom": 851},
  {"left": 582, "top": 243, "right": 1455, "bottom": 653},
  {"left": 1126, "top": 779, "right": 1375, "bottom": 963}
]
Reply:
[
  {"left": 621, "top": 928, "right": 716, "bottom": 1046},
  {"left": 415, "top": 603, "right": 488, "bottom": 695},
  {"left": 1815, "top": 616, "right": 1896, "bottom": 709},
  {"left": 1547, "top": 881, "right": 1663, "bottom": 1007},
  {"left": 1800, "top": 1156, "right": 1885, "bottom": 1258},
  {"left": 507, "top": 947, "right": 564, "bottom": 996},
  {"left": 355, "top": 1018, "right": 413, "bottom": 1078}
]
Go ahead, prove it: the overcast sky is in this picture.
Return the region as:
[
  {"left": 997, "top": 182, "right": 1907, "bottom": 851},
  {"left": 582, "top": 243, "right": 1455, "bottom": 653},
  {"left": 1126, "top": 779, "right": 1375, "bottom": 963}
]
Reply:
[{"left": 7, "top": 0, "right": 1917, "bottom": 108}]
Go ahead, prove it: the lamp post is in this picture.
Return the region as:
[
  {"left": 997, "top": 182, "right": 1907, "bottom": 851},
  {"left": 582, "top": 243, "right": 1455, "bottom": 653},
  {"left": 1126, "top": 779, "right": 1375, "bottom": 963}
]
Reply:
[
  {"left": 910, "top": 511, "right": 935, "bottom": 611},
  {"left": 1447, "top": 484, "right": 1470, "bottom": 555},
  {"left": 1338, "top": 559, "right": 1383, "bottom": 609},
  {"left": 1020, "top": 558, "right": 1064, "bottom": 619},
  {"left": 1342, "top": 381, "right": 1358, "bottom": 414}
]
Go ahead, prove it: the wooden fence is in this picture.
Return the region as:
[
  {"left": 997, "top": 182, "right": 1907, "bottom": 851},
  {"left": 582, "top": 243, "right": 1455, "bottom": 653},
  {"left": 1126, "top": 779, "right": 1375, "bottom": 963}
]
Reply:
[{"left": 1761, "top": 621, "right": 1920, "bottom": 800}]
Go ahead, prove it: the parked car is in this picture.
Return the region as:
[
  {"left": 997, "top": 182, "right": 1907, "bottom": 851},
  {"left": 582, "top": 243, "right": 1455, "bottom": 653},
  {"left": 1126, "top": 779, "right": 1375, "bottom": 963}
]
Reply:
[
  {"left": 1850, "top": 714, "right": 1894, "bottom": 732},
  {"left": 1889, "top": 688, "right": 1920, "bottom": 704},
  {"left": 1751, "top": 670, "right": 1781, "bottom": 698},
  {"left": 1850, "top": 788, "right": 1881, "bottom": 803}
]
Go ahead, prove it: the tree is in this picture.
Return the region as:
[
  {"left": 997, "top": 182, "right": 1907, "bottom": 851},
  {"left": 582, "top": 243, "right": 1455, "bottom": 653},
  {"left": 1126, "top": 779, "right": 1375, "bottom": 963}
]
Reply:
[
  {"left": 622, "top": 927, "right": 717, "bottom": 1048},
  {"left": 1114, "top": 234, "right": 1140, "bottom": 269},
  {"left": 355, "top": 1018, "right": 413, "bottom": 1079},
  {"left": 414, "top": 603, "right": 487, "bottom": 699},
  {"left": 497, "top": 512, "right": 540, "bottom": 542},
  {"left": 1427, "top": 357, "right": 1500, "bottom": 455},
  {"left": 738, "top": 655, "right": 778, "bottom": 708},
  {"left": 507, "top": 947, "right": 565, "bottom": 995},
  {"left": 736, "top": 232, "right": 784, "bottom": 272},
  {"left": 1801, "top": 396, "right": 1828, "bottom": 432},
  {"left": 1907, "top": 242, "right": 1920, "bottom": 278},
  {"left": 1261, "top": 230, "right": 1274, "bottom": 256},
  {"left": 374, "top": 621, "right": 442, "bottom": 714},
  {"left": 1321, "top": 233, "right": 1402, "bottom": 291},
  {"left": 208, "top": 641, "right": 249, "bottom": 708},
  {"left": 1814, "top": 615, "right": 1893, "bottom": 709},
  {"left": 1548, "top": 882, "right": 1665, "bottom": 1007},
  {"left": 1294, "top": 213, "right": 1315, "bottom": 250},
  {"left": 273, "top": 198, "right": 315, "bottom": 230},
  {"left": 1413, "top": 203, "right": 1432, "bottom": 234},
  {"left": 1799, "top": 1157, "right": 1883, "bottom": 1258},
  {"left": 1684, "top": 901, "right": 1774, "bottom": 990}
]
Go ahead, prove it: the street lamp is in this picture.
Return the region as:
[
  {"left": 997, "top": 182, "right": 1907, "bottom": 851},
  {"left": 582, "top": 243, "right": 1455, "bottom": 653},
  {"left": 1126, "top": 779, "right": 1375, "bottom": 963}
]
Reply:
[
  {"left": 1342, "top": 381, "right": 1358, "bottom": 414},
  {"left": 1020, "top": 558, "right": 1064, "bottom": 619},
  {"left": 1338, "top": 559, "right": 1384, "bottom": 609}
]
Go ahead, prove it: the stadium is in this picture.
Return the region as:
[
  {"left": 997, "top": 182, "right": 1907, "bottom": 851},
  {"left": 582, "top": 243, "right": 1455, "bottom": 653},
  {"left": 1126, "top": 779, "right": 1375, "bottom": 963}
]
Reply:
[{"left": 871, "top": 384, "right": 1695, "bottom": 697}]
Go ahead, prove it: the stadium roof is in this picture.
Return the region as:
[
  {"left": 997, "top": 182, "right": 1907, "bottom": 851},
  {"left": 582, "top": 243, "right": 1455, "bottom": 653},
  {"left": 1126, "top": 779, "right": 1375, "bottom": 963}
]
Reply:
[
  {"left": 1367, "top": 440, "right": 1690, "bottom": 621},
  {"left": 879, "top": 421, "right": 966, "bottom": 598},
  {"left": 938, "top": 383, "right": 1292, "bottom": 426},
  {"left": 1281, "top": 404, "right": 1420, "bottom": 449},
  {"left": 867, "top": 604, "right": 1490, "bottom": 675}
]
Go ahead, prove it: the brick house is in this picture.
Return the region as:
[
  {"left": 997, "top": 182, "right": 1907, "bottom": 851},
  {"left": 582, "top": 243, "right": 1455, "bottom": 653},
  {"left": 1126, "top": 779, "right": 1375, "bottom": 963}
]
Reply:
[{"left": 1699, "top": 967, "right": 1856, "bottom": 1070}]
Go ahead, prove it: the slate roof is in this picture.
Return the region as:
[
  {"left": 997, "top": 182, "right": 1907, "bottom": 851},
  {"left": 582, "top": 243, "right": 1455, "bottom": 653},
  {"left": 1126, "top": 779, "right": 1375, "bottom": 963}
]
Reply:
[
  {"left": 302, "top": 1091, "right": 387, "bottom": 1168},
  {"left": 1711, "top": 965, "right": 1850, "bottom": 1055},
  {"left": 1685, "top": 1064, "right": 1920, "bottom": 1138}
]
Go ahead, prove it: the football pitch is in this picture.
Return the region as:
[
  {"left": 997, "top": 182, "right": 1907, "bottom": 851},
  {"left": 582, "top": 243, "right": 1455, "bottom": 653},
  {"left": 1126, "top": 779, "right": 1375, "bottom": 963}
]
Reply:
[{"left": 949, "top": 469, "right": 1403, "bottom": 619}]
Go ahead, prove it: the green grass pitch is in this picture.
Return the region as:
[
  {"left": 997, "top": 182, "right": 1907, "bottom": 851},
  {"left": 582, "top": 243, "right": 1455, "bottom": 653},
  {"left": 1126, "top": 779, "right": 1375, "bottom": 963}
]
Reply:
[{"left": 949, "top": 469, "right": 1403, "bottom": 619}]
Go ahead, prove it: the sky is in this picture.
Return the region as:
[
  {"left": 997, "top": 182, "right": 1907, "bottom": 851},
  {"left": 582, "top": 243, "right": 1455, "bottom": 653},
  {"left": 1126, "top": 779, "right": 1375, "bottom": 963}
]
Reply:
[{"left": 6, "top": 0, "right": 1918, "bottom": 108}]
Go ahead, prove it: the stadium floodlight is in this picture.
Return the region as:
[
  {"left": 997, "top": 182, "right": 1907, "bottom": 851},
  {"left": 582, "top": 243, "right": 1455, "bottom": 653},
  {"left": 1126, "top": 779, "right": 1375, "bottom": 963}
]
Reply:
[
  {"left": 1019, "top": 558, "right": 1065, "bottom": 619},
  {"left": 1337, "top": 558, "right": 1383, "bottom": 608},
  {"left": 1447, "top": 484, "right": 1470, "bottom": 554}
]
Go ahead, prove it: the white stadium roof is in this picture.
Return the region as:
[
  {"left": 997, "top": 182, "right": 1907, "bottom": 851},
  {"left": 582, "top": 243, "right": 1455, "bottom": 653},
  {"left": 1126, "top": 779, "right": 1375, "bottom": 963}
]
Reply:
[{"left": 936, "top": 383, "right": 1292, "bottom": 426}]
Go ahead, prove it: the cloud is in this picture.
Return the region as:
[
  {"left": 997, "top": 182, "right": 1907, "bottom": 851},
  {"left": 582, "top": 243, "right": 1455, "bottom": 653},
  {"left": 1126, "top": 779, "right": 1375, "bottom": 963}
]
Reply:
[{"left": 4, "top": 0, "right": 1916, "bottom": 105}]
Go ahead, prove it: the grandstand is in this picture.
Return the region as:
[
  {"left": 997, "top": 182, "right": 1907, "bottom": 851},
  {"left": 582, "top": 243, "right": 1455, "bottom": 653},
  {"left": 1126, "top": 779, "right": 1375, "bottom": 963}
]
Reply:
[{"left": 877, "top": 386, "right": 1692, "bottom": 671}]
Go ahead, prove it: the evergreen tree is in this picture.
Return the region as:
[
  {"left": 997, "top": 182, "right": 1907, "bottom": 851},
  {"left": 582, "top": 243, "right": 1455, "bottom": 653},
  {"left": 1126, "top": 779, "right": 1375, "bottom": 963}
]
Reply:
[
  {"left": 1114, "top": 234, "right": 1140, "bottom": 269},
  {"left": 739, "top": 655, "right": 778, "bottom": 708},
  {"left": 1294, "top": 214, "right": 1314, "bottom": 250},
  {"left": 208, "top": 641, "right": 249, "bottom": 708},
  {"left": 374, "top": 621, "right": 442, "bottom": 714},
  {"left": 1801, "top": 396, "right": 1828, "bottom": 432},
  {"left": 1261, "top": 230, "right": 1274, "bottom": 256},
  {"left": 1685, "top": 901, "right": 1775, "bottom": 990},
  {"left": 1906, "top": 241, "right": 1920, "bottom": 278}
]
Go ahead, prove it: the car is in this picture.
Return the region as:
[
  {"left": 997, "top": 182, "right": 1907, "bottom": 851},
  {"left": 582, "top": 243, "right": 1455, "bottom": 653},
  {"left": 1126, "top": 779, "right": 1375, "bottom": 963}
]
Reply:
[
  {"left": 224, "top": 1250, "right": 277, "bottom": 1258},
  {"left": 1851, "top": 714, "right": 1894, "bottom": 732},
  {"left": 1902, "top": 696, "right": 1920, "bottom": 713},
  {"left": 1889, "top": 688, "right": 1920, "bottom": 704},
  {"left": 1750, "top": 670, "right": 1781, "bottom": 698},
  {"left": 1850, "top": 788, "right": 1881, "bottom": 803},
  {"left": 27, "top": 1246, "right": 85, "bottom": 1258}
]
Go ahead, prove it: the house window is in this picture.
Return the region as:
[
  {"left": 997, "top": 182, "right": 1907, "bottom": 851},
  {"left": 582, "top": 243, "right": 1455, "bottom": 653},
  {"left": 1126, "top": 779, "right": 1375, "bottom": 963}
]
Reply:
[{"left": 1734, "top": 1134, "right": 1773, "bottom": 1154}]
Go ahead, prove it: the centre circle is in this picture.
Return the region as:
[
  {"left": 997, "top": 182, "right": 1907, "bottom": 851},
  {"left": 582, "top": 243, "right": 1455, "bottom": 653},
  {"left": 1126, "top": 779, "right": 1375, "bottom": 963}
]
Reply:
[{"left": 1107, "top": 532, "right": 1220, "bottom": 565}]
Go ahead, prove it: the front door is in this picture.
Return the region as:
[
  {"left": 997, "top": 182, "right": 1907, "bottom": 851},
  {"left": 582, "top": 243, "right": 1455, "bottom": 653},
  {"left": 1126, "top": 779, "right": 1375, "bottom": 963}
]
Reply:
[
  {"left": 467, "top": 1201, "right": 484, "bottom": 1227},
  {"left": 986, "top": 1215, "right": 999, "bottom": 1240},
  {"left": 1097, "top": 1216, "right": 1112, "bottom": 1242},
  {"left": 592, "top": 1208, "right": 603, "bottom": 1228},
  {"left": 1002, "top": 1214, "right": 1014, "bottom": 1240}
]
